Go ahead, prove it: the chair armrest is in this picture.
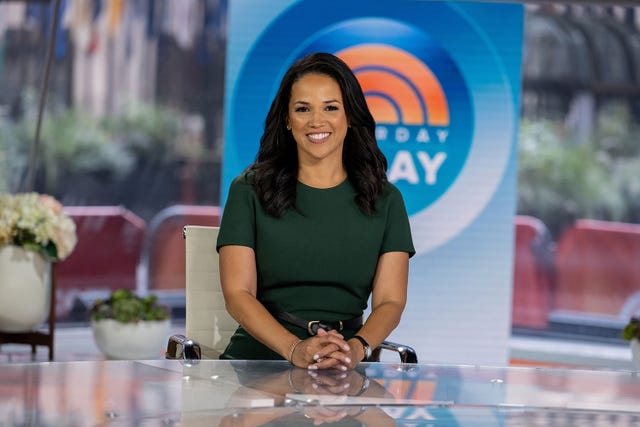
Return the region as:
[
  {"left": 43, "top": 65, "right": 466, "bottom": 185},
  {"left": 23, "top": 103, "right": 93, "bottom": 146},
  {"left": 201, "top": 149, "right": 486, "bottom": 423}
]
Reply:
[
  {"left": 166, "top": 334, "right": 202, "bottom": 360},
  {"left": 370, "top": 340, "right": 418, "bottom": 364}
]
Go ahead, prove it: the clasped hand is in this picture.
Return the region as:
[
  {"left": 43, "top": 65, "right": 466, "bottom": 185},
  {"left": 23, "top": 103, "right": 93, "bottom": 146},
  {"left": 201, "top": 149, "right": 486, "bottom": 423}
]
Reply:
[
  {"left": 290, "top": 329, "right": 360, "bottom": 370},
  {"left": 288, "top": 368, "right": 370, "bottom": 425}
]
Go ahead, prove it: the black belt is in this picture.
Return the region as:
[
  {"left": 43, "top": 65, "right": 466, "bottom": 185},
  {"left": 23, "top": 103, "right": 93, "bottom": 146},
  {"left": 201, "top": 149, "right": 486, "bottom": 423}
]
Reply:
[{"left": 272, "top": 310, "right": 363, "bottom": 336}]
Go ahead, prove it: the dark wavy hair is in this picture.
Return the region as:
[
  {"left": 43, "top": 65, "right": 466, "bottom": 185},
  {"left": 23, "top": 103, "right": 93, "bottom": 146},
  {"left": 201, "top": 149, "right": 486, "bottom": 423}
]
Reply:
[{"left": 249, "top": 52, "right": 388, "bottom": 217}]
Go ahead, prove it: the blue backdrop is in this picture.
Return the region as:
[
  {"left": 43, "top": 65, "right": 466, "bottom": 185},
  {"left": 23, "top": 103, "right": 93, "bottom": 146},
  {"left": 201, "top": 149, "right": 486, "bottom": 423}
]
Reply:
[{"left": 222, "top": 0, "right": 524, "bottom": 365}]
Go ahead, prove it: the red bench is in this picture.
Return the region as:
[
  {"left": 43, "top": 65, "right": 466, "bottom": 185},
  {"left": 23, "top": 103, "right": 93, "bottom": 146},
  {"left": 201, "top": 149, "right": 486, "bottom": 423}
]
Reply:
[
  {"left": 56, "top": 206, "right": 146, "bottom": 319},
  {"left": 512, "top": 215, "right": 555, "bottom": 329},
  {"left": 142, "top": 205, "right": 221, "bottom": 291},
  {"left": 554, "top": 219, "right": 640, "bottom": 316}
]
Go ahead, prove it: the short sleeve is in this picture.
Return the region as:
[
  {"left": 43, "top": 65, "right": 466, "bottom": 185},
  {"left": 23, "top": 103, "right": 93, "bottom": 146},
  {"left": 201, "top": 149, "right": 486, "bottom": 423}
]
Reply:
[
  {"left": 216, "top": 174, "right": 258, "bottom": 252},
  {"left": 381, "top": 184, "right": 416, "bottom": 258}
]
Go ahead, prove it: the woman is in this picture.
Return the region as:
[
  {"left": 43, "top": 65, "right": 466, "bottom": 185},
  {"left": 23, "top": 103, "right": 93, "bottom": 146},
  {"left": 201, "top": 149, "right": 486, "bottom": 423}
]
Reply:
[{"left": 217, "top": 52, "right": 414, "bottom": 371}]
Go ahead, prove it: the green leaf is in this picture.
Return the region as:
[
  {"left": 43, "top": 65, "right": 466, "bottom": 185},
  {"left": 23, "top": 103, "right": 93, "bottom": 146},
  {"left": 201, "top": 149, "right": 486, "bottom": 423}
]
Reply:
[
  {"left": 90, "top": 288, "right": 170, "bottom": 323},
  {"left": 622, "top": 317, "right": 640, "bottom": 341}
]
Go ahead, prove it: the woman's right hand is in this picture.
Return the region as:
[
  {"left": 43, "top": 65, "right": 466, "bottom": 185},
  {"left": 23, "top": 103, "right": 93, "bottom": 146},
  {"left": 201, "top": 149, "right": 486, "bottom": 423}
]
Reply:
[{"left": 290, "top": 329, "right": 352, "bottom": 370}]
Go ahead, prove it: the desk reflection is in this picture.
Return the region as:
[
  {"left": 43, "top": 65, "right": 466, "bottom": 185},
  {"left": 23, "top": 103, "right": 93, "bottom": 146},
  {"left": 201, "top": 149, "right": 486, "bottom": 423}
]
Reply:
[
  {"left": 0, "top": 360, "right": 639, "bottom": 426},
  {"left": 217, "top": 364, "right": 396, "bottom": 426}
]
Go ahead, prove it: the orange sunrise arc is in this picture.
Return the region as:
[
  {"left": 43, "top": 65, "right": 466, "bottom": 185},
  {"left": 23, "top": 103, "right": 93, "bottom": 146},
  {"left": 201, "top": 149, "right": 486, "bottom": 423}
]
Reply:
[{"left": 338, "top": 44, "right": 450, "bottom": 127}]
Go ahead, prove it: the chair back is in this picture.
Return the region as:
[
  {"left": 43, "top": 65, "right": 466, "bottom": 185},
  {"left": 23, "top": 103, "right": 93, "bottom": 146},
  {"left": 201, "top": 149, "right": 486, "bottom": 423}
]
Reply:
[{"left": 184, "top": 225, "right": 236, "bottom": 358}]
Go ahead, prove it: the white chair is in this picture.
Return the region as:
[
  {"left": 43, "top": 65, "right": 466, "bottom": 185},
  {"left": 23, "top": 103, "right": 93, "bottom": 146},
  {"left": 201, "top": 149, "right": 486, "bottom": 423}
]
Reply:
[
  {"left": 166, "top": 225, "right": 417, "bottom": 363},
  {"left": 167, "top": 225, "right": 235, "bottom": 359}
]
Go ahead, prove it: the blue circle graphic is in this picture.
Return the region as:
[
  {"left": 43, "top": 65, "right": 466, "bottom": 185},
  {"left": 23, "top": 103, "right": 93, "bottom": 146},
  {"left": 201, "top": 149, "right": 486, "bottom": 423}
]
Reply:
[
  {"left": 297, "top": 18, "right": 473, "bottom": 215},
  {"left": 231, "top": 7, "right": 473, "bottom": 216}
]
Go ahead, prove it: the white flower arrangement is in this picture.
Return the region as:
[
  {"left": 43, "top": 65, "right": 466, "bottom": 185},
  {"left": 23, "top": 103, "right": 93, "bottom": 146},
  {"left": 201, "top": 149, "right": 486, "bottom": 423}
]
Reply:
[{"left": 0, "top": 193, "right": 77, "bottom": 261}]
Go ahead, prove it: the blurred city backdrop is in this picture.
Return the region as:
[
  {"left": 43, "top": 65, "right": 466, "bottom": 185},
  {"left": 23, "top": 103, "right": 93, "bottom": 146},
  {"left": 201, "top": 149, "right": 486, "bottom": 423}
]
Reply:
[{"left": 1, "top": 1, "right": 640, "bottom": 351}]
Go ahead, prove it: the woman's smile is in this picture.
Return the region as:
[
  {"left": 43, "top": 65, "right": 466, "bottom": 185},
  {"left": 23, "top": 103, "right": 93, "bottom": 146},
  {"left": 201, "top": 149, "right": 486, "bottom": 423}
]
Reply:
[{"left": 307, "top": 132, "right": 331, "bottom": 143}]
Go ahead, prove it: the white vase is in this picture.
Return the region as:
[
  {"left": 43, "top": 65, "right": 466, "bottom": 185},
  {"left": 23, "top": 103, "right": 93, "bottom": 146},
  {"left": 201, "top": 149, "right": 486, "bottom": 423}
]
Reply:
[
  {"left": 631, "top": 338, "right": 640, "bottom": 370},
  {"left": 0, "top": 245, "right": 51, "bottom": 332},
  {"left": 91, "top": 318, "right": 171, "bottom": 360}
]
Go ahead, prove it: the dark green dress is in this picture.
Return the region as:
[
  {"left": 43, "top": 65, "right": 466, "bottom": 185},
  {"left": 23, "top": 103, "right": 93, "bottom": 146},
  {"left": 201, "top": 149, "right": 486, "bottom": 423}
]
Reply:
[{"left": 216, "top": 172, "right": 415, "bottom": 360}]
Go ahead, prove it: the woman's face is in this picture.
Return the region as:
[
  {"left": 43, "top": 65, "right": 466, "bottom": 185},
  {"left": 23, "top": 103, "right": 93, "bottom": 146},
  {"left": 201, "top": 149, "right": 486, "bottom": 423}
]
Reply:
[{"left": 287, "top": 73, "right": 349, "bottom": 167}]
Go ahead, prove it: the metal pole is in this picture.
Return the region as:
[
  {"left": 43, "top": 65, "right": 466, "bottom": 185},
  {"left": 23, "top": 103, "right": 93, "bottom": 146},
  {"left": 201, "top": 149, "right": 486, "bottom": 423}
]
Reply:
[{"left": 23, "top": 0, "right": 62, "bottom": 192}]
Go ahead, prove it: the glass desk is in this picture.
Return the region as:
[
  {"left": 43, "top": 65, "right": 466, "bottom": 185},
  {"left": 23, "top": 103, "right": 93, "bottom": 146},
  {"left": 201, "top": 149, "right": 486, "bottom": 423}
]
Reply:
[{"left": 0, "top": 360, "right": 639, "bottom": 426}]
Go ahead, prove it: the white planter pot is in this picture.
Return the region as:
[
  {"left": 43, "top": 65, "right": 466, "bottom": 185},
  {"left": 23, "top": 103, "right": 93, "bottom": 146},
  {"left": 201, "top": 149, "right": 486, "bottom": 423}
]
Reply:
[
  {"left": 91, "top": 318, "right": 171, "bottom": 360},
  {"left": 0, "top": 245, "right": 51, "bottom": 332},
  {"left": 631, "top": 338, "right": 640, "bottom": 370}
]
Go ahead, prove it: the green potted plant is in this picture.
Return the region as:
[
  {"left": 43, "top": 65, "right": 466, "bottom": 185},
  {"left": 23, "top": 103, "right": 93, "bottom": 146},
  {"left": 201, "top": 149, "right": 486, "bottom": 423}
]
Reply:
[
  {"left": 90, "top": 289, "right": 171, "bottom": 360},
  {"left": 622, "top": 316, "right": 640, "bottom": 370}
]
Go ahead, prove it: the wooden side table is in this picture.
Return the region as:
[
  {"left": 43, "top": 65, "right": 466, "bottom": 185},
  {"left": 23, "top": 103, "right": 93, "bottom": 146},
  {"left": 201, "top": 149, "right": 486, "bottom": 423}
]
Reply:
[{"left": 0, "top": 263, "right": 57, "bottom": 361}]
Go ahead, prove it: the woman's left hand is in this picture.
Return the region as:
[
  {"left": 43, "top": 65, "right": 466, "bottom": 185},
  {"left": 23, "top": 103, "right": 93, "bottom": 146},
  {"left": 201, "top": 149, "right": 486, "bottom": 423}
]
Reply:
[{"left": 306, "top": 329, "right": 359, "bottom": 371}]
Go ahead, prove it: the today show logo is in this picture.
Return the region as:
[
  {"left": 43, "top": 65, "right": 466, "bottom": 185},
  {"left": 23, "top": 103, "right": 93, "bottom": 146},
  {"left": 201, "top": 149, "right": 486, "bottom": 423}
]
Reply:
[{"left": 297, "top": 18, "right": 474, "bottom": 216}]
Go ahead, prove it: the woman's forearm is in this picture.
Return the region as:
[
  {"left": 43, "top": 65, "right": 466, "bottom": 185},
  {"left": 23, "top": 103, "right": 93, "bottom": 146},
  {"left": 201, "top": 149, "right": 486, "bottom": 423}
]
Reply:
[
  {"left": 219, "top": 245, "right": 300, "bottom": 360},
  {"left": 353, "top": 251, "right": 409, "bottom": 351},
  {"left": 353, "top": 300, "right": 404, "bottom": 350},
  {"left": 224, "top": 290, "right": 300, "bottom": 359}
]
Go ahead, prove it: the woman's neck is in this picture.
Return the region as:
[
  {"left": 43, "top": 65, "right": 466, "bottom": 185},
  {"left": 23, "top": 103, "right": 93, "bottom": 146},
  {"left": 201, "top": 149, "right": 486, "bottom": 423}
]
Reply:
[{"left": 297, "top": 165, "right": 347, "bottom": 189}]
